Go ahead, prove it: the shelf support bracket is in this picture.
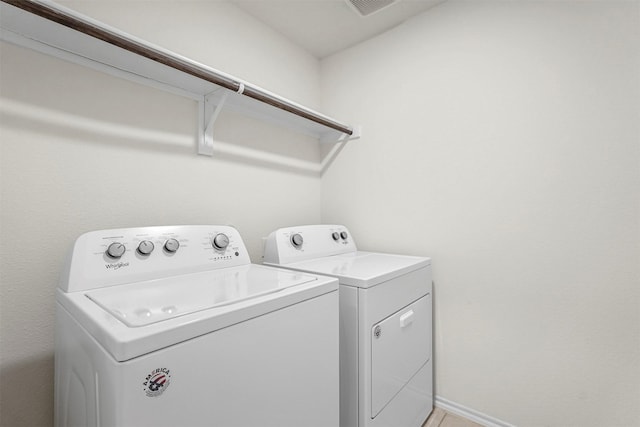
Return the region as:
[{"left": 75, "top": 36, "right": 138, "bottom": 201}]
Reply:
[{"left": 198, "top": 90, "right": 230, "bottom": 156}]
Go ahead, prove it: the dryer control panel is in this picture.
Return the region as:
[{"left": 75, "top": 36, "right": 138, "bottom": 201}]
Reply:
[
  {"left": 263, "top": 225, "right": 357, "bottom": 265},
  {"left": 61, "top": 225, "right": 251, "bottom": 292}
]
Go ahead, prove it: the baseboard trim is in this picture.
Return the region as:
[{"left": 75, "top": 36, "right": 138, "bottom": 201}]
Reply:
[{"left": 434, "top": 395, "right": 516, "bottom": 427}]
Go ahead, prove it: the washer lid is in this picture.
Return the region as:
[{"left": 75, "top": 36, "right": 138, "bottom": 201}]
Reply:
[
  {"left": 57, "top": 264, "right": 337, "bottom": 361},
  {"left": 282, "top": 251, "right": 430, "bottom": 288},
  {"left": 85, "top": 265, "right": 317, "bottom": 327}
]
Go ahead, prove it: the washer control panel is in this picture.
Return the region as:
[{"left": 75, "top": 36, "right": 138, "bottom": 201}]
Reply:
[
  {"left": 62, "top": 225, "right": 251, "bottom": 292},
  {"left": 263, "top": 224, "right": 356, "bottom": 265}
]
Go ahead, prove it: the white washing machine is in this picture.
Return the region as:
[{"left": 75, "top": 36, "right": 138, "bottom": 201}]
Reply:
[
  {"left": 55, "top": 225, "right": 339, "bottom": 427},
  {"left": 264, "top": 225, "right": 433, "bottom": 427}
]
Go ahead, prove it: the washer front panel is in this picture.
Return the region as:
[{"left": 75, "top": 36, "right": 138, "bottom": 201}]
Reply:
[{"left": 55, "top": 284, "right": 340, "bottom": 427}]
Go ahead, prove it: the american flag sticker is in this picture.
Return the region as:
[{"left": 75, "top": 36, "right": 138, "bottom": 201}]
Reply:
[{"left": 143, "top": 368, "right": 171, "bottom": 397}]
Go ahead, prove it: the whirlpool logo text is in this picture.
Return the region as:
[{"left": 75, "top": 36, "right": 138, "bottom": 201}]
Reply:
[{"left": 105, "top": 262, "right": 129, "bottom": 270}]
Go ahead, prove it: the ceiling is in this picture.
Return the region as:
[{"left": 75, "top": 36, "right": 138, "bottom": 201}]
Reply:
[{"left": 228, "top": 0, "right": 446, "bottom": 58}]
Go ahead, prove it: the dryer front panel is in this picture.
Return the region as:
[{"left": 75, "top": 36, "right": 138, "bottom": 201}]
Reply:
[{"left": 370, "top": 294, "right": 432, "bottom": 418}]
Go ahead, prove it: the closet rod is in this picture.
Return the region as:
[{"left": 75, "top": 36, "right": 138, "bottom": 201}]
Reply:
[{"left": 2, "top": 0, "right": 354, "bottom": 137}]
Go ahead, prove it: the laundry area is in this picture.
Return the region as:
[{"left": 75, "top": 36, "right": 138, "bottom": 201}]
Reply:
[{"left": 0, "top": 1, "right": 639, "bottom": 427}]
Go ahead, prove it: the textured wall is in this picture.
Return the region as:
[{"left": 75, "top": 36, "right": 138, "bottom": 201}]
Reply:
[
  {"left": 0, "top": 2, "right": 323, "bottom": 426},
  {"left": 321, "top": 1, "right": 640, "bottom": 426}
]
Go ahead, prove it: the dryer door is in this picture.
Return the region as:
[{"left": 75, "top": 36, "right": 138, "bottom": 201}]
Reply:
[{"left": 371, "top": 294, "right": 431, "bottom": 418}]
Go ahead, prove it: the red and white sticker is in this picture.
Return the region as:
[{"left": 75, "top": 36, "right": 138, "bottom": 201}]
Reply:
[{"left": 143, "top": 368, "right": 171, "bottom": 397}]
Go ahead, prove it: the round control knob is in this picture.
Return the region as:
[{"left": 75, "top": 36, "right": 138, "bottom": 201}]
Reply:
[
  {"left": 106, "top": 242, "right": 126, "bottom": 259},
  {"left": 340, "top": 231, "right": 348, "bottom": 240},
  {"left": 137, "top": 240, "right": 154, "bottom": 255},
  {"left": 164, "top": 238, "right": 180, "bottom": 253},
  {"left": 332, "top": 232, "right": 340, "bottom": 241},
  {"left": 212, "top": 233, "right": 230, "bottom": 251},
  {"left": 290, "top": 233, "right": 304, "bottom": 249}
]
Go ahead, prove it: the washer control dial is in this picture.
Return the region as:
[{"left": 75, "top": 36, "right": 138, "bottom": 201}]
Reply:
[
  {"left": 340, "top": 231, "right": 348, "bottom": 240},
  {"left": 291, "top": 233, "right": 304, "bottom": 249},
  {"left": 106, "top": 242, "right": 126, "bottom": 259},
  {"left": 332, "top": 232, "right": 340, "bottom": 241},
  {"left": 137, "top": 240, "right": 154, "bottom": 255},
  {"left": 164, "top": 238, "right": 180, "bottom": 253},
  {"left": 212, "top": 233, "right": 230, "bottom": 251}
]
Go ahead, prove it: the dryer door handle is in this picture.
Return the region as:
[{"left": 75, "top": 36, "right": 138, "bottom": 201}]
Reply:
[{"left": 399, "top": 310, "right": 414, "bottom": 328}]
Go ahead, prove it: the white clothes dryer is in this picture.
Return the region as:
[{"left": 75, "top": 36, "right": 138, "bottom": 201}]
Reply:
[
  {"left": 55, "top": 225, "right": 339, "bottom": 427},
  {"left": 264, "top": 225, "right": 433, "bottom": 427}
]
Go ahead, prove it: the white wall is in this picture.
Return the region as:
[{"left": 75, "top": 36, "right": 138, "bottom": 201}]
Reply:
[
  {"left": 2, "top": 1, "right": 639, "bottom": 426},
  {"left": 0, "top": 2, "right": 322, "bottom": 426},
  {"left": 321, "top": 1, "right": 640, "bottom": 426}
]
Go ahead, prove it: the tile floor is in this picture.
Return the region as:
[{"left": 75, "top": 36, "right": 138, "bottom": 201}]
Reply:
[{"left": 423, "top": 407, "right": 484, "bottom": 427}]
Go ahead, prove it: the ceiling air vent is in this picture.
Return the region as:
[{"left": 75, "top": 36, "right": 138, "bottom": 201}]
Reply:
[{"left": 345, "top": 0, "right": 400, "bottom": 17}]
